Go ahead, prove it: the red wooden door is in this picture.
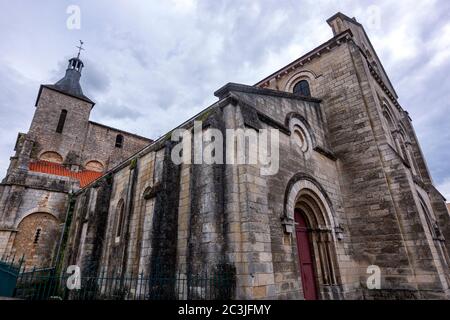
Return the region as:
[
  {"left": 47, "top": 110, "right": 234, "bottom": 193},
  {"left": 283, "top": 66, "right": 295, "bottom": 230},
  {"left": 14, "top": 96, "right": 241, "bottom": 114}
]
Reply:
[{"left": 295, "top": 209, "right": 318, "bottom": 300}]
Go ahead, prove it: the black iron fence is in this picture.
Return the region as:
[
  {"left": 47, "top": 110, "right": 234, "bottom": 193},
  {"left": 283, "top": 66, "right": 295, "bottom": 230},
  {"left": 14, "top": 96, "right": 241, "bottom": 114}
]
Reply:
[
  {"left": 14, "top": 263, "right": 235, "bottom": 300},
  {"left": 0, "top": 255, "right": 24, "bottom": 297}
]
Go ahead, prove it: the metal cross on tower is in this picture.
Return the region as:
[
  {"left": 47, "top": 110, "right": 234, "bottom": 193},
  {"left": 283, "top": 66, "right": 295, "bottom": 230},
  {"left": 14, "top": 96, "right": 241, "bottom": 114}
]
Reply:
[{"left": 76, "top": 40, "right": 84, "bottom": 59}]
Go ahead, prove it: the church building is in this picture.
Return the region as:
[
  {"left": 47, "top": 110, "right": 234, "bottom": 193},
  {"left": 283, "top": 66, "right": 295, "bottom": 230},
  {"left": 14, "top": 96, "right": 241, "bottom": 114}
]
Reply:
[
  {"left": 1, "top": 12, "right": 450, "bottom": 300},
  {"left": 0, "top": 47, "right": 151, "bottom": 267}
]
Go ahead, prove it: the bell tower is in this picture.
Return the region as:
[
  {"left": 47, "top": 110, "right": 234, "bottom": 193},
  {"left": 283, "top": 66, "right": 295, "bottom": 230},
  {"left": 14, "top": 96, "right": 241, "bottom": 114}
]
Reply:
[{"left": 26, "top": 41, "right": 94, "bottom": 171}]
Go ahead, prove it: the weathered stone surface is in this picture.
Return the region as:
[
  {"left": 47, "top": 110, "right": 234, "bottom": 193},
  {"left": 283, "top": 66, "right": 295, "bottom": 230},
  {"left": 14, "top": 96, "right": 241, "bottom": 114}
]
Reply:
[
  {"left": 0, "top": 56, "right": 151, "bottom": 269},
  {"left": 3, "top": 12, "right": 450, "bottom": 301}
]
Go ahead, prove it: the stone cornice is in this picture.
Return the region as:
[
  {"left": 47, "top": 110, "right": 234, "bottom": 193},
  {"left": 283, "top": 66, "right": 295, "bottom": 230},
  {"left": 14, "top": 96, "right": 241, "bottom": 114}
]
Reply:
[
  {"left": 255, "top": 29, "right": 354, "bottom": 87},
  {"left": 366, "top": 60, "right": 403, "bottom": 112},
  {"left": 0, "top": 182, "right": 70, "bottom": 194},
  {"left": 214, "top": 83, "right": 321, "bottom": 103}
]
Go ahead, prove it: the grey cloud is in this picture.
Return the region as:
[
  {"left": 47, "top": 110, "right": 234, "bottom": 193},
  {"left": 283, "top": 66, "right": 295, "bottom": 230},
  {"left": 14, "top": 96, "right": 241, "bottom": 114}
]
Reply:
[
  {"left": 0, "top": 63, "right": 37, "bottom": 178},
  {"left": 81, "top": 59, "right": 111, "bottom": 95},
  {"left": 51, "top": 58, "right": 111, "bottom": 96},
  {"left": 0, "top": 0, "right": 449, "bottom": 198},
  {"left": 94, "top": 103, "right": 144, "bottom": 121}
]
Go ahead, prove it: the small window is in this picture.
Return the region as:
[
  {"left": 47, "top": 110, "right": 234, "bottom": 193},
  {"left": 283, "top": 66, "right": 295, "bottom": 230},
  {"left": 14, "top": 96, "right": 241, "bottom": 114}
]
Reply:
[
  {"left": 33, "top": 228, "right": 41, "bottom": 244},
  {"left": 56, "top": 110, "right": 67, "bottom": 133},
  {"left": 115, "top": 134, "right": 124, "bottom": 148},
  {"left": 293, "top": 80, "right": 311, "bottom": 97}
]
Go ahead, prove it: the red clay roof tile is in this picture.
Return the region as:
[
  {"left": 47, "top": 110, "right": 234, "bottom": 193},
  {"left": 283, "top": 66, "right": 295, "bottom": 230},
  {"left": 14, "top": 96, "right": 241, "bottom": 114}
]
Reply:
[{"left": 29, "top": 160, "right": 103, "bottom": 188}]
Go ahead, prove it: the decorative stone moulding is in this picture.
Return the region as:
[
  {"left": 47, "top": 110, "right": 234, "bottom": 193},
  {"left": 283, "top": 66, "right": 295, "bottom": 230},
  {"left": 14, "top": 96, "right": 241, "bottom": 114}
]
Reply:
[
  {"left": 143, "top": 183, "right": 161, "bottom": 200},
  {"left": 334, "top": 225, "right": 344, "bottom": 240},
  {"left": 256, "top": 30, "right": 353, "bottom": 88},
  {"left": 281, "top": 216, "right": 295, "bottom": 234}
]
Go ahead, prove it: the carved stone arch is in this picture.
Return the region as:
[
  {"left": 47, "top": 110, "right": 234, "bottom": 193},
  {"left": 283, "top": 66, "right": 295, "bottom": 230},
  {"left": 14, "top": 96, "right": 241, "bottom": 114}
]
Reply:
[
  {"left": 296, "top": 189, "right": 328, "bottom": 229},
  {"left": 285, "top": 112, "right": 317, "bottom": 147},
  {"left": 39, "top": 151, "right": 63, "bottom": 164},
  {"left": 285, "top": 69, "right": 318, "bottom": 93},
  {"left": 398, "top": 122, "right": 410, "bottom": 143},
  {"left": 417, "top": 192, "right": 438, "bottom": 236},
  {"left": 84, "top": 160, "right": 105, "bottom": 172},
  {"left": 115, "top": 198, "right": 125, "bottom": 239},
  {"left": 134, "top": 183, "right": 158, "bottom": 279},
  {"left": 382, "top": 99, "right": 398, "bottom": 120},
  {"left": 285, "top": 173, "right": 343, "bottom": 298},
  {"left": 382, "top": 102, "right": 398, "bottom": 127},
  {"left": 283, "top": 173, "right": 337, "bottom": 236},
  {"left": 382, "top": 108, "right": 395, "bottom": 129},
  {"left": 15, "top": 208, "right": 59, "bottom": 229},
  {"left": 416, "top": 191, "right": 450, "bottom": 270}
]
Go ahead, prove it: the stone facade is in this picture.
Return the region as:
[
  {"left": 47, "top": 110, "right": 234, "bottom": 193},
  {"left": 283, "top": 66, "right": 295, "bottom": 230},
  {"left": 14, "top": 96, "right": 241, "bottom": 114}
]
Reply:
[
  {"left": 0, "top": 55, "right": 151, "bottom": 268},
  {"left": 3, "top": 12, "right": 450, "bottom": 300},
  {"left": 63, "top": 13, "right": 450, "bottom": 300}
]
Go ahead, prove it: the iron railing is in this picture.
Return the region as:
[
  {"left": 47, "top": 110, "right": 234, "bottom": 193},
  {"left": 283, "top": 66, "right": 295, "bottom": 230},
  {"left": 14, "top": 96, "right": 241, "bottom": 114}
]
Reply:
[
  {"left": 14, "top": 263, "right": 235, "bottom": 300},
  {"left": 0, "top": 255, "right": 24, "bottom": 297}
]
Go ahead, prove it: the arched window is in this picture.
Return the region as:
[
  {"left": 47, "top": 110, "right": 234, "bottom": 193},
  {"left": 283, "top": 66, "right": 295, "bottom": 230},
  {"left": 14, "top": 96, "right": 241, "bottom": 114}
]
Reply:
[
  {"left": 56, "top": 109, "right": 67, "bottom": 133},
  {"left": 418, "top": 194, "right": 443, "bottom": 241},
  {"left": 115, "top": 134, "right": 124, "bottom": 148},
  {"left": 116, "top": 200, "right": 125, "bottom": 239},
  {"left": 399, "top": 124, "right": 419, "bottom": 175},
  {"left": 382, "top": 103, "right": 398, "bottom": 151},
  {"left": 293, "top": 80, "right": 311, "bottom": 97},
  {"left": 382, "top": 109, "right": 395, "bottom": 130}
]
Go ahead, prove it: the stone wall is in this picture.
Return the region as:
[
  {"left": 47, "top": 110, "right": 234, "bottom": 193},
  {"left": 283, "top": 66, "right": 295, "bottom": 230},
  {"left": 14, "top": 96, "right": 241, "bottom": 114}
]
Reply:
[
  {"left": 82, "top": 122, "right": 152, "bottom": 171},
  {"left": 29, "top": 87, "right": 93, "bottom": 167},
  {"left": 27, "top": 87, "right": 150, "bottom": 172},
  {"left": 255, "top": 18, "right": 450, "bottom": 298},
  {"left": 0, "top": 84, "right": 151, "bottom": 268},
  {"left": 0, "top": 174, "right": 72, "bottom": 268},
  {"left": 49, "top": 14, "right": 450, "bottom": 300}
]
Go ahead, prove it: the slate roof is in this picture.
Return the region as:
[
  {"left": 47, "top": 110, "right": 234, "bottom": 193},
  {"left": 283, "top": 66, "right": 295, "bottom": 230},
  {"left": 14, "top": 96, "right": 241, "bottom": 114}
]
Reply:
[{"left": 37, "top": 57, "right": 95, "bottom": 105}]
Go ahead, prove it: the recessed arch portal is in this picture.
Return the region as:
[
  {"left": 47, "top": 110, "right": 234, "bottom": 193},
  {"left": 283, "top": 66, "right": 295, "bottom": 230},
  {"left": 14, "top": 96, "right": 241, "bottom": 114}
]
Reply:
[
  {"left": 284, "top": 174, "right": 336, "bottom": 234},
  {"left": 284, "top": 174, "right": 342, "bottom": 299}
]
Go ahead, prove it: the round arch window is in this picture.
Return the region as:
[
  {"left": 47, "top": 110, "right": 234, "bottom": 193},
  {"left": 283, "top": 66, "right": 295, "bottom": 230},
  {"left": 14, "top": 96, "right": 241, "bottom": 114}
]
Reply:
[
  {"left": 293, "top": 125, "right": 309, "bottom": 152},
  {"left": 293, "top": 80, "right": 311, "bottom": 97}
]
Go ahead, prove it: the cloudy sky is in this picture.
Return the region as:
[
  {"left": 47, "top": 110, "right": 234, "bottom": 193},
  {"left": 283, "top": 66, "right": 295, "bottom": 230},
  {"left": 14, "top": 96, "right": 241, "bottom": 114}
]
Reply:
[{"left": 0, "top": 0, "right": 449, "bottom": 198}]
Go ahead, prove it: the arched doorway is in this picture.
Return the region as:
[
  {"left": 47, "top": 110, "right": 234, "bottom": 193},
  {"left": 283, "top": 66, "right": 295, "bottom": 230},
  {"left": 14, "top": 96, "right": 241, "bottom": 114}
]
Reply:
[
  {"left": 294, "top": 189, "right": 340, "bottom": 299},
  {"left": 284, "top": 175, "right": 342, "bottom": 299},
  {"left": 294, "top": 209, "right": 318, "bottom": 300}
]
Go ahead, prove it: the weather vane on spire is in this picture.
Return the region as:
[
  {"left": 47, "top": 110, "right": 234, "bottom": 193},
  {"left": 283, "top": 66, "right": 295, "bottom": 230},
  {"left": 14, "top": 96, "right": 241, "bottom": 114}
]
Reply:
[{"left": 76, "top": 40, "right": 84, "bottom": 59}]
